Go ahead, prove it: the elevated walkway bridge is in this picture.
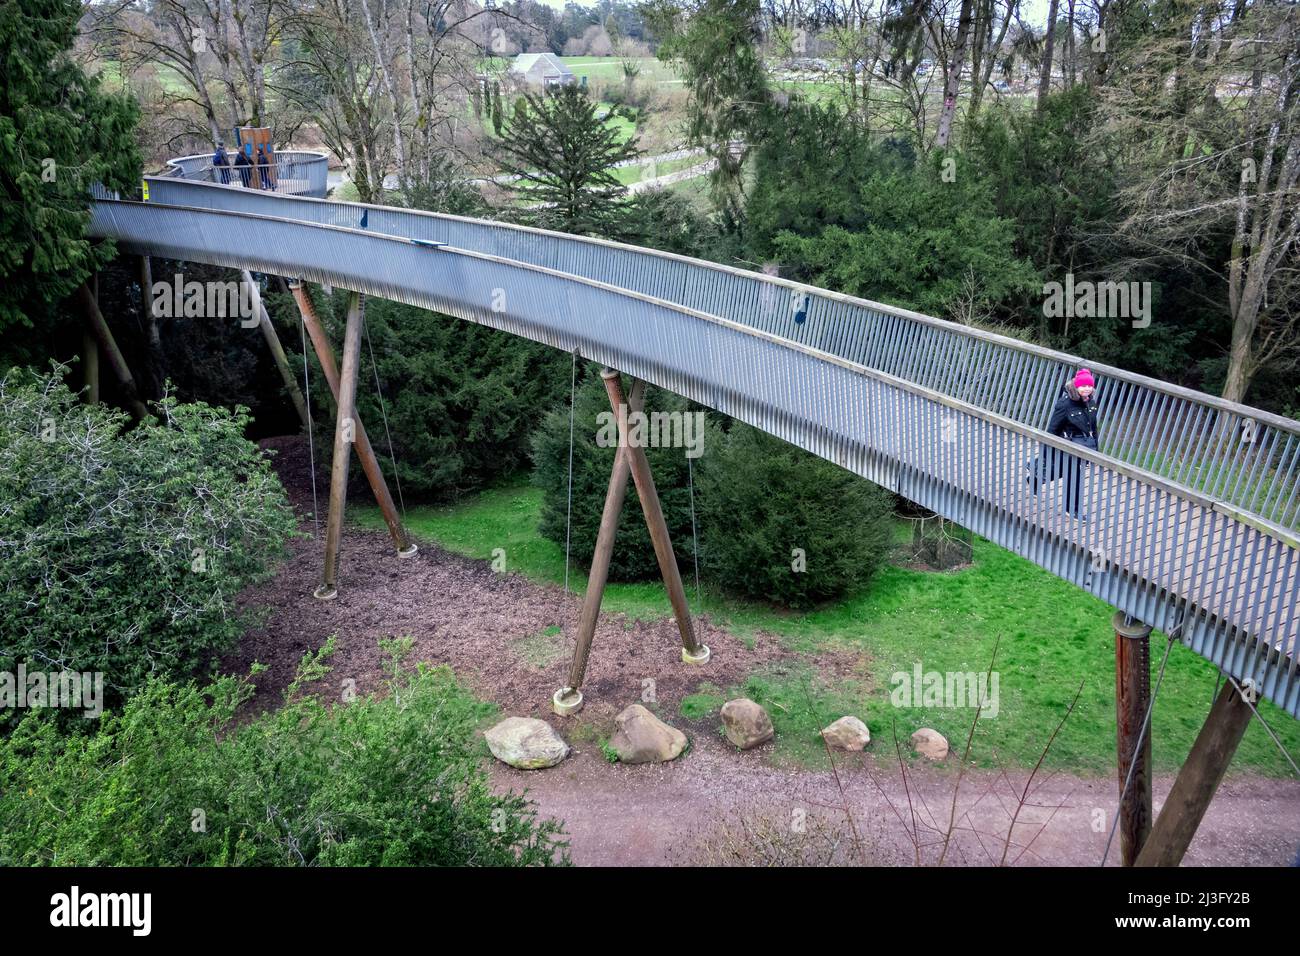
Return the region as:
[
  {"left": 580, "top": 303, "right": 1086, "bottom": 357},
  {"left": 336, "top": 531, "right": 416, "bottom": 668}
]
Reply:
[{"left": 88, "top": 173, "right": 1300, "bottom": 727}]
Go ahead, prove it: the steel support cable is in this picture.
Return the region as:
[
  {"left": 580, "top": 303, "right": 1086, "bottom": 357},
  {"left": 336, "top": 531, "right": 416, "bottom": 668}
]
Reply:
[
  {"left": 363, "top": 313, "right": 406, "bottom": 518},
  {"left": 688, "top": 453, "right": 701, "bottom": 607},
  {"left": 1223, "top": 675, "right": 1300, "bottom": 778},
  {"left": 299, "top": 312, "right": 321, "bottom": 538},
  {"left": 564, "top": 349, "right": 577, "bottom": 594}
]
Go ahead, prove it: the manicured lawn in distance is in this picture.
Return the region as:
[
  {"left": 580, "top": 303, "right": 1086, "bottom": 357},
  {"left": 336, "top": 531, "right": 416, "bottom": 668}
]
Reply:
[
  {"left": 560, "top": 56, "right": 680, "bottom": 87},
  {"left": 612, "top": 154, "right": 704, "bottom": 186},
  {"left": 354, "top": 480, "right": 1300, "bottom": 774},
  {"left": 595, "top": 102, "right": 637, "bottom": 145}
]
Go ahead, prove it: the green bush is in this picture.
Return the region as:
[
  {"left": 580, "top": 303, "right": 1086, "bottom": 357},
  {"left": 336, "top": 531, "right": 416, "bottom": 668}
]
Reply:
[
  {"left": 0, "top": 641, "right": 569, "bottom": 866},
  {"left": 697, "top": 423, "right": 894, "bottom": 607},
  {"left": 293, "top": 290, "right": 571, "bottom": 501},
  {"left": 0, "top": 368, "right": 296, "bottom": 714},
  {"left": 531, "top": 368, "right": 705, "bottom": 581}
]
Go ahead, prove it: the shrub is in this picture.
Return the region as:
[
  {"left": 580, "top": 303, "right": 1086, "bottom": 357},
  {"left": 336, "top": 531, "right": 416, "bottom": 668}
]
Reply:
[
  {"left": 531, "top": 367, "right": 705, "bottom": 581},
  {"left": 696, "top": 423, "right": 893, "bottom": 607},
  {"left": 0, "top": 368, "right": 296, "bottom": 715},
  {"left": 0, "top": 641, "right": 569, "bottom": 866}
]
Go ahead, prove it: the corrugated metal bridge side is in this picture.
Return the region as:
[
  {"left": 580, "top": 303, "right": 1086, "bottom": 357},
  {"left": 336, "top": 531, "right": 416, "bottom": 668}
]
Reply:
[{"left": 89, "top": 180, "right": 1300, "bottom": 718}]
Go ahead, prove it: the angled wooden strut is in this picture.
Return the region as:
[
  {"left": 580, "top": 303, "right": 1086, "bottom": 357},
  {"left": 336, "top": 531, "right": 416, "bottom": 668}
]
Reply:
[
  {"left": 554, "top": 368, "right": 708, "bottom": 716},
  {"left": 76, "top": 281, "right": 149, "bottom": 419},
  {"left": 241, "top": 270, "right": 309, "bottom": 430},
  {"left": 1135, "top": 676, "right": 1255, "bottom": 867},
  {"left": 291, "top": 283, "right": 416, "bottom": 600}
]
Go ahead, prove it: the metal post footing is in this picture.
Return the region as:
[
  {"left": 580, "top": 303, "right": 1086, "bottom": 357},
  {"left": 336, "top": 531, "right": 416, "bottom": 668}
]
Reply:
[
  {"left": 552, "top": 687, "right": 584, "bottom": 716},
  {"left": 682, "top": 644, "right": 711, "bottom": 665}
]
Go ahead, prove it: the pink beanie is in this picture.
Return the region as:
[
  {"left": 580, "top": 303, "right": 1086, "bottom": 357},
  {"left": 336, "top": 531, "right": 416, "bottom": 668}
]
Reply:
[{"left": 1074, "top": 368, "right": 1095, "bottom": 389}]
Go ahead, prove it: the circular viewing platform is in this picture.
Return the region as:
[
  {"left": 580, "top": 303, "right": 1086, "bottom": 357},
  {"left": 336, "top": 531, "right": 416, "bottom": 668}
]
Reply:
[{"left": 163, "top": 150, "right": 329, "bottom": 199}]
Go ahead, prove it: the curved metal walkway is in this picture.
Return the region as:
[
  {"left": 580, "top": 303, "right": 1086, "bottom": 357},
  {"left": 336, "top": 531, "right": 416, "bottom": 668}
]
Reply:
[{"left": 89, "top": 178, "right": 1300, "bottom": 718}]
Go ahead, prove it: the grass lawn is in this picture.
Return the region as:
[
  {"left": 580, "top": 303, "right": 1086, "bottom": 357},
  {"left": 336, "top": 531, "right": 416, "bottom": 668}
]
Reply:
[
  {"left": 355, "top": 479, "right": 1300, "bottom": 775},
  {"left": 561, "top": 56, "right": 680, "bottom": 87},
  {"left": 595, "top": 102, "right": 637, "bottom": 145},
  {"left": 330, "top": 180, "right": 361, "bottom": 203},
  {"left": 612, "top": 154, "right": 704, "bottom": 186}
]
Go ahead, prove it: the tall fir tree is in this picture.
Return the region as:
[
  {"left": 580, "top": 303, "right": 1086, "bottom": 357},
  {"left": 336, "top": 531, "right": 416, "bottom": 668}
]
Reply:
[
  {"left": 0, "top": 0, "right": 140, "bottom": 358},
  {"left": 497, "top": 85, "right": 640, "bottom": 235}
]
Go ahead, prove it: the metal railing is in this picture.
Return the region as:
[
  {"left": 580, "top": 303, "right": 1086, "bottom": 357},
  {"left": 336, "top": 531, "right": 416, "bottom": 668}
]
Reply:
[
  {"left": 141, "top": 178, "right": 1300, "bottom": 540},
  {"left": 160, "top": 151, "right": 329, "bottom": 198},
  {"left": 89, "top": 192, "right": 1300, "bottom": 718}
]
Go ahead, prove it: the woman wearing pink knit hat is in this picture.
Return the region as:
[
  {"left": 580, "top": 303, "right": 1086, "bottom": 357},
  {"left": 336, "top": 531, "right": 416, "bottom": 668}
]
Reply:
[{"left": 1027, "top": 368, "right": 1099, "bottom": 519}]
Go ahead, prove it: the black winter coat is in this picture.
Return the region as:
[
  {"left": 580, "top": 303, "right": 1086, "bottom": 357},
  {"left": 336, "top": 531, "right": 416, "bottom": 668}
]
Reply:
[{"left": 1047, "top": 383, "right": 1099, "bottom": 450}]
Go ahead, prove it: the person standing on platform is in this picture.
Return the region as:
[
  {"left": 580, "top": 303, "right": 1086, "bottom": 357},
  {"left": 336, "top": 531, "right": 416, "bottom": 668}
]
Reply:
[
  {"left": 234, "top": 146, "right": 253, "bottom": 187},
  {"left": 212, "top": 143, "right": 231, "bottom": 184},
  {"left": 256, "top": 144, "right": 273, "bottom": 189}
]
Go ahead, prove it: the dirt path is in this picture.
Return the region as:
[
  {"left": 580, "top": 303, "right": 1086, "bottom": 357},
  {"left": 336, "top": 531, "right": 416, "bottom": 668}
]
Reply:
[
  {"left": 493, "top": 742, "right": 1300, "bottom": 866},
  {"left": 229, "top": 437, "right": 1300, "bottom": 867}
]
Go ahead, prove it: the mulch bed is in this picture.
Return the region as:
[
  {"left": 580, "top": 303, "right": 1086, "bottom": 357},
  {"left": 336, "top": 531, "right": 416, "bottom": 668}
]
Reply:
[{"left": 227, "top": 436, "right": 863, "bottom": 732}]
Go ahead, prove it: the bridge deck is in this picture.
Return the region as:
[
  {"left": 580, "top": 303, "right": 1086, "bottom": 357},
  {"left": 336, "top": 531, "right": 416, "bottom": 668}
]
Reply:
[{"left": 87, "top": 182, "right": 1300, "bottom": 717}]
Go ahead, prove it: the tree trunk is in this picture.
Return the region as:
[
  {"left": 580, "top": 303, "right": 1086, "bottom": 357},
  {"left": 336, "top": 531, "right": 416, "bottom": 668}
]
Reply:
[
  {"left": 935, "top": 0, "right": 976, "bottom": 148},
  {"left": 359, "top": 0, "right": 406, "bottom": 184},
  {"left": 1222, "top": 271, "right": 1264, "bottom": 404},
  {"left": 968, "top": 0, "right": 1019, "bottom": 130},
  {"left": 1037, "top": 0, "right": 1060, "bottom": 109},
  {"left": 1066, "top": 0, "right": 1076, "bottom": 88}
]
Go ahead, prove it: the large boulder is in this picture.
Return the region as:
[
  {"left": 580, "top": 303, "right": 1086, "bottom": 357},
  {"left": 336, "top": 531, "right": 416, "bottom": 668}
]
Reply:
[
  {"left": 821, "top": 715, "right": 870, "bottom": 751},
  {"left": 608, "top": 704, "right": 688, "bottom": 764},
  {"left": 720, "top": 698, "right": 774, "bottom": 750},
  {"left": 911, "top": 727, "right": 949, "bottom": 761},
  {"left": 484, "top": 716, "right": 570, "bottom": 769}
]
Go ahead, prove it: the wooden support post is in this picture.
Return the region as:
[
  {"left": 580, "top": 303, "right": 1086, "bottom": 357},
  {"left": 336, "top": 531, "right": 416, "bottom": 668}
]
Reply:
[
  {"left": 139, "top": 256, "right": 163, "bottom": 395},
  {"left": 553, "top": 369, "right": 708, "bottom": 716},
  {"left": 315, "top": 291, "right": 365, "bottom": 599},
  {"left": 1135, "top": 677, "right": 1255, "bottom": 867},
  {"left": 81, "top": 330, "right": 99, "bottom": 404},
  {"left": 290, "top": 282, "right": 415, "bottom": 558},
  {"left": 75, "top": 282, "right": 149, "bottom": 420},
  {"left": 1114, "top": 611, "right": 1153, "bottom": 866},
  {"left": 241, "top": 270, "right": 310, "bottom": 430},
  {"left": 139, "top": 256, "right": 154, "bottom": 332},
  {"left": 604, "top": 369, "right": 706, "bottom": 663}
]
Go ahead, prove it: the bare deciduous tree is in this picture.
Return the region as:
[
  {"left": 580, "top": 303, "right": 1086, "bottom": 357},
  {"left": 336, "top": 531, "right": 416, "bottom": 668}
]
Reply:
[{"left": 1098, "top": 1, "right": 1299, "bottom": 402}]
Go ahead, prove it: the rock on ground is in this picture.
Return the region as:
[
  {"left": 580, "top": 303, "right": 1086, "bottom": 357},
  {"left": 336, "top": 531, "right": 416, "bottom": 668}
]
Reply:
[
  {"left": 609, "top": 704, "right": 688, "bottom": 764},
  {"left": 485, "top": 716, "right": 570, "bottom": 769},
  {"left": 911, "top": 727, "right": 949, "bottom": 761},
  {"left": 821, "top": 715, "right": 871, "bottom": 751},
  {"left": 721, "top": 698, "right": 775, "bottom": 750}
]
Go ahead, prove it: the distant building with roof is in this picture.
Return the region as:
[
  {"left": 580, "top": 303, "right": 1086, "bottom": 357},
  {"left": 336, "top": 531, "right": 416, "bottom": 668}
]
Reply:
[{"left": 508, "top": 52, "right": 576, "bottom": 89}]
